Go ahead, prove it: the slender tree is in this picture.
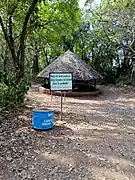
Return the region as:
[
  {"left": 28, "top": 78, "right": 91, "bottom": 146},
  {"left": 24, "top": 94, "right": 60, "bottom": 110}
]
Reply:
[{"left": 0, "top": 0, "right": 39, "bottom": 77}]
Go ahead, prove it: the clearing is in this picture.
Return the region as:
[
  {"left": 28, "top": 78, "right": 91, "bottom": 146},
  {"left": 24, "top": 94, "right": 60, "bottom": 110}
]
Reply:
[{"left": 0, "top": 86, "right": 135, "bottom": 180}]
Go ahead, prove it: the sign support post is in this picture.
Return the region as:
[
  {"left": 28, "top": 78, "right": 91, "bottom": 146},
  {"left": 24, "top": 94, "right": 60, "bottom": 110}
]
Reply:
[
  {"left": 49, "top": 72, "right": 73, "bottom": 122},
  {"left": 60, "top": 91, "right": 63, "bottom": 121}
]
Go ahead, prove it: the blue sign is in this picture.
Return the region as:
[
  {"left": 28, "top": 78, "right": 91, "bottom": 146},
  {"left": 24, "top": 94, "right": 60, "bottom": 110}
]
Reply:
[{"left": 50, "top": 72, "right": 72, "bottom": 91}]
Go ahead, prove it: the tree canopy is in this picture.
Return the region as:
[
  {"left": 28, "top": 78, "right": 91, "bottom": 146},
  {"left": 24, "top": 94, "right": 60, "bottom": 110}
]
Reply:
[{"left": 1, "top": 0, "right": 135, "bottom": 108}]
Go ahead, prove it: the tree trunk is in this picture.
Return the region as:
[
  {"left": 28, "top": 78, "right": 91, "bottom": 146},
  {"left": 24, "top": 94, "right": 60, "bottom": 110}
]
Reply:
[
  {"left": 32, "top": 40, "right": 39, "bottom": 74},
  {"left": 0, "top": 0, "right": 39, "bottom": 78},
  {"left": 17, "top": 0, "right": 39, "bottom": 77},
  {"left": 4, "top": 46, "right": 8, "bottom": 72},
  {"left": 43, "top": 47, "right": 50, "bottom": 65},
  {"left": 123, "top": 49, "right": 130, "bottom": 73},
  {"left": 91, "top": 47, "right": 94, "bottom": 65}
]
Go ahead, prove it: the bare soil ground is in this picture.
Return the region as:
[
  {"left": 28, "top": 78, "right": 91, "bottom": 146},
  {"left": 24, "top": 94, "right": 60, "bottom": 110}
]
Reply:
[{"left": 0, "top": 86, "right": 135, "bottom": 180}]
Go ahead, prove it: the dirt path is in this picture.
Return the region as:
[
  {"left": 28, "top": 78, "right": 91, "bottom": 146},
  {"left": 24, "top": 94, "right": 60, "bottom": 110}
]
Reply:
[{"left": 1, "top": 86, "right": 135, "bottom": 180}]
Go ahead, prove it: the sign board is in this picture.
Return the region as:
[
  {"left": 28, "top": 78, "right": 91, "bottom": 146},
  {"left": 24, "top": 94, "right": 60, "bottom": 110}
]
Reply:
[{"left": 49, "top": 72, "right": 73, "bottom": 91}]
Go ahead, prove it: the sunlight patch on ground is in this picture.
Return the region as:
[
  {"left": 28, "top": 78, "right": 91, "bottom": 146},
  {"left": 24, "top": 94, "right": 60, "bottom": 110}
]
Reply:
[
  {"left": 115, "top": 96, "right": 135, "bottom": 104},
  {"left": 66, "top": 122, "right": 104, "bottom": 131},
  {"left": 90, "top": 167, "right": 132, "bottom": 180},
  {"left": 66, "top": 121, "right": 122, "bottom": 132},
  {"left": 18, "top": 115, "right": 29, "bottom": 121},
  {"left": 41, "top": 151, "right": 74, "bottom": 167},
  {"left": 55, "top": 120, "right": 67, "bottom": 126},
  {"left": 102, "top": 155, "right": 135, "bottom": 170},
  {"left": 15, "top": 127, "right": 29, "bottom": 133},
  {"left": 128, "top": 98, "right": 135, "bottom": 102},
  {"left": 126, "top": 125, "right": 135, "bottom": 131},
  {"left": 100, "top": 124, "right": 117, "bottom": 130},
  {"left": 85, "top": 152, "right": 135, "bottom": 173},
  {"left": 66, "top": 134, "right": 101, "bottom": 142}
]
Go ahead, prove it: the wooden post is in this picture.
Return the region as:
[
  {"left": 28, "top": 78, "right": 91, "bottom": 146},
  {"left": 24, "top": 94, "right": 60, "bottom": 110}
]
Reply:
[
  {"left": 51, "top": 91, "right": 53, "bottom": 101},
  {"left": 63, "top": 92, "right": 66, "bottom": 102},
  {"left": 60, "top": 91, "right": 63, "bottom": 121}
]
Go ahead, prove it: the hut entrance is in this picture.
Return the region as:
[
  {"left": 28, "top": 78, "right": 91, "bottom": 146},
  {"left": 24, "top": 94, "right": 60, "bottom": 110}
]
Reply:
[{"left": 72, "top": 80, "right": 96, "bottom": 92}]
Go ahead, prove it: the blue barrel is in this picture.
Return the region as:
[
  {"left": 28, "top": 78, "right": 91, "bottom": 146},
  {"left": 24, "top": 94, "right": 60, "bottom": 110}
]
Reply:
[{"left": 32, "top": 108, "right": 54, "bottom": 130}]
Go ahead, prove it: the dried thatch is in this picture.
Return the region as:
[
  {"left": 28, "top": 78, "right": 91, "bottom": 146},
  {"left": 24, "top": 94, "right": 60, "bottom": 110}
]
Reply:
[{"left": 37, "top": 50, "right": 103, "bottom": 81}]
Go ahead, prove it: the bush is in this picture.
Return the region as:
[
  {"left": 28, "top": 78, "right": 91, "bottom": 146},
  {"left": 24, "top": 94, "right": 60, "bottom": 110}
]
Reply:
[
  {"left": 0, "top": 72, "right": 31, "bottom": 110},
  {"left": 116, "top": 74, "right": 132, "bottom": 86}
]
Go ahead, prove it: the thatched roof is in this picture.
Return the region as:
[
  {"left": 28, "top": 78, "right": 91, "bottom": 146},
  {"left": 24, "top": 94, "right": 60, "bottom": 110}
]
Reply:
[{"left": 37, "top": 51, "right": 103, "bottom": 80}]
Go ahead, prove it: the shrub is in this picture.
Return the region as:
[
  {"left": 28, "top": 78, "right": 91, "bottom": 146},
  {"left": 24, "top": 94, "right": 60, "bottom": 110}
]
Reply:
[
  {"left": 0, "top": 72, "right": 31, "bottom": 110},
  {"left": 116, "top": 74, "right": 132, "bottom": 86}
]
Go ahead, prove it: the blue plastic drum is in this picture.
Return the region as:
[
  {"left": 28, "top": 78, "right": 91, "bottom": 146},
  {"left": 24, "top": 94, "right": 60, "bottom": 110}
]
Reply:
[{"left": 32, "top": 108, "right": 54, "bottom": 130}]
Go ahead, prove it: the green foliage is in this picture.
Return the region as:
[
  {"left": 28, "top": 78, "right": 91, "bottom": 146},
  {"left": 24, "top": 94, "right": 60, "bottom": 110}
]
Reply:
[
  {"left": 0, "top": 73, "right": 31, "bottom": 109},
  {"left": 1, "top": 0, "right": 134, "bottom": 86},
  {"left": 79, "top": 0, "right": 135, "bottom": 84},
  {"left": 116, "top": 73, "right": 133, "bottom": 86},
  {"left": 34, "top": 0, "right": 81, "bottom": 64},
  {"left": 0, "top": 0, "right": 82, "bottom": 110}
]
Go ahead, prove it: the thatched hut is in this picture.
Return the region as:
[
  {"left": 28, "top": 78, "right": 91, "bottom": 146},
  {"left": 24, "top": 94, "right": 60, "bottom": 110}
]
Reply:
[{"left": 37, "top": 51, "right": 103, "bottom": 92}]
